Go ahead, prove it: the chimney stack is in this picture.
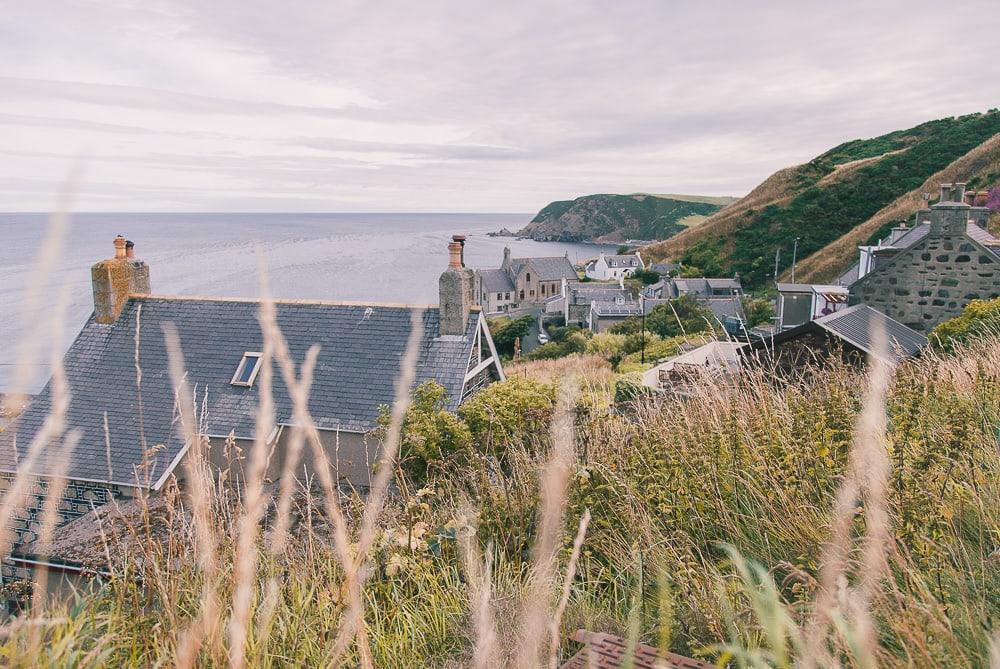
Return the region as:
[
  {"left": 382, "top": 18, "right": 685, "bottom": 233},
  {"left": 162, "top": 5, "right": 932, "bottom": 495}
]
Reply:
[
  {"left": 929, "top": 183, "right": 972, "bottom": 238},
  {"left": 91, "top": 235, "right": 151, "bottom": 324},
  {"left": 439, "top": 235, "right": 475, "bottom": 336},
  {"left": 952, "top": 182, "right": 967, "bottom": 203}
]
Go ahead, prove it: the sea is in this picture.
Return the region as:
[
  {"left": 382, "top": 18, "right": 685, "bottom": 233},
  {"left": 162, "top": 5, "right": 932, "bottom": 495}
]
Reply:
[{"left": 0, "top": 212, "right": 616, "bottom": 392}]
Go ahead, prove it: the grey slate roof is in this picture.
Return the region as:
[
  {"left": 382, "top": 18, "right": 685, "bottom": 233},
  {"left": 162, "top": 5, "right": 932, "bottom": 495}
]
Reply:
[
  {"left": 814, "top": 304, "right": 927, "bottom": 363},
  {"left": 510, "top": 256, "right": 578, "bottom": 281},
  {"left": 479, "top": 268, "right": 514, "bottom": 292},
  {"left": 699, "top": 296, "right": 746, "bottom": 322},
  {"left": 602, "top": 254, "right": 642, "bottom": 268},
  {"left": 0, "top": 296, "right": 480, "bottom": 489}
]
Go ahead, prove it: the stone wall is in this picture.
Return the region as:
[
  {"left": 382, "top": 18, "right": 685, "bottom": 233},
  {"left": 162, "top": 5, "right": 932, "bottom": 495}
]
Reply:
[{"left": 850, "top": 233, "right": 999, "bottom": 331}]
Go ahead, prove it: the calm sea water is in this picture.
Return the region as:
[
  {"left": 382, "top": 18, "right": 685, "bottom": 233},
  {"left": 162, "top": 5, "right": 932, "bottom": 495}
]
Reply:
[{"left": 0, "top": 212, "right": 615, "bottom": 391}]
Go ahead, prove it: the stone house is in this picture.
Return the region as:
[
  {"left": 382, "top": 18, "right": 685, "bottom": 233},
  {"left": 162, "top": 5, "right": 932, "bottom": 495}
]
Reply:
[
  {"left": 0, "top": 235, "right": 503, "bottom": 585},
  {"left": 584, "top": 252, "right": 644, "bottom": 281},
  {"left": 847, "top": 183, "right": 1000, "bottom": 331},
  {"left": 475, "top": 247, "right": 578, "bottom": 314}
]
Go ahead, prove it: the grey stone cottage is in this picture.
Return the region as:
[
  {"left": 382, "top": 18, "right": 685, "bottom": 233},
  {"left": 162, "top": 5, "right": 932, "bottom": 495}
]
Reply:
[
  {"left": 0, "top": 234, "right": 504, "bottom": 584},
  {"left": 848, "top": 183, "right": 1000, "bottom": 331}
]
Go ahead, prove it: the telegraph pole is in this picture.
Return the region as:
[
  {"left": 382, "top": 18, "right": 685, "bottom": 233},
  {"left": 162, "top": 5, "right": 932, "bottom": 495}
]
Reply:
[
  {"left": 773, "top": 248, "right": 781, "bottom": 283},
  {"left": 791, "top": 237, "right": 801, "bottom": 283},
  {"left": 640, "top": 293, "right": 646, "bottom": 364}
]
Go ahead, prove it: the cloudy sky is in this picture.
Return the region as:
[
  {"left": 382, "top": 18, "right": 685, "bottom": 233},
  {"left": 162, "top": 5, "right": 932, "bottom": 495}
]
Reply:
[{"left": 2, "top": 1, "right": 998, "bottom": 212}]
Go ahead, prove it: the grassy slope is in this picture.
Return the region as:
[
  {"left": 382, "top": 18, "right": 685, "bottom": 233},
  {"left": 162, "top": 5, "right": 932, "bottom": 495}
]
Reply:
[
  {"left": 519, "top": 193, "right": 731, "bottom": 242},
  {"left": 644, "top": 111, "right": 1000, "bottom": 287}
]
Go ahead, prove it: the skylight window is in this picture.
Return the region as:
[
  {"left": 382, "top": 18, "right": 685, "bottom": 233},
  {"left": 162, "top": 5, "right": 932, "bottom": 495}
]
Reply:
[{"left": 231, "top": 352, "right": 263, "bottom": 387}]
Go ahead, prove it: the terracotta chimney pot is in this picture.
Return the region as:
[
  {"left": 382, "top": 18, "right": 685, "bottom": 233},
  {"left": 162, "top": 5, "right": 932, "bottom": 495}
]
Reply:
[
  {"left": 448, "top": 240, "right": 463, "bottom": 269},
  {"left": 113, "top": 235, "right": 127, "bottom": 260}
]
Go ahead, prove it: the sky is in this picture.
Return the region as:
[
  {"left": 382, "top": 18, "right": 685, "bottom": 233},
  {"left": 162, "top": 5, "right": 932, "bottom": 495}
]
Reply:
[{"left": 2, "top": 0, "right": 999, "bottom": 213}]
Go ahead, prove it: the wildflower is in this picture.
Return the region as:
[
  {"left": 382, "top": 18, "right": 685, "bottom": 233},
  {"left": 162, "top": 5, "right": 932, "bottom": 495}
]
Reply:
[{"left": 385, "top": 553, "right": 406, "bottom": 577}]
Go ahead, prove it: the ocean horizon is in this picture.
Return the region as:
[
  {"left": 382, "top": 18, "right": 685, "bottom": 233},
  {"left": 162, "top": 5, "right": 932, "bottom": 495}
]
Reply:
[{"left": 0, "top": 212, "right": 617, "bottom": 392}]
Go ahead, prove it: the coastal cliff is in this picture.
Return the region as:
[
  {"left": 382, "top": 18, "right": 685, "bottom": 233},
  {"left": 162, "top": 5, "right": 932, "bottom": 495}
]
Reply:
[{"left": 517, "top": 193, "right": 733, "bottom": 243}]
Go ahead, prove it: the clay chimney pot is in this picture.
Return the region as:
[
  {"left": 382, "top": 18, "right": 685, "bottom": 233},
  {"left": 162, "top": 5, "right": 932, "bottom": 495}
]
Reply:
[
  {"left": 113, "top": 235, "right": 127, "bottom": 259},
  {"left": 125, "top": 240, "right": 135, "bottom": 259}
]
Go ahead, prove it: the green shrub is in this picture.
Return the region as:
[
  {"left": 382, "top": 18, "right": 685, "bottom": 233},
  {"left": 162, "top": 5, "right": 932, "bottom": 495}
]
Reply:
[
  {"left": 457, "top": 376, "right": 556, "bottom": 454},
  {"left": 741, "top": 295, "right": 775, "bottom": 328},
  {"left": 929, "top": 297, "right": 1000, "bottom": 351},
  {"left": 378, "top": 381, "right": 472, "bottom": 482}
]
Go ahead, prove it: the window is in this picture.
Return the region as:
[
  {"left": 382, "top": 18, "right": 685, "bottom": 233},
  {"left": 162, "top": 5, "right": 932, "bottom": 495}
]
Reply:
[
  {"left": 541, "top": 284, "right": 546, "bottom": 296},
  {"left": 529, "top": 290, "right": 535, "bottom": 297},
  {"left": 526, "top": 273, "right": 531, "bottom": 282},
  {"left": 505, "top": 292, "right": 511, "bottom": 300},
  {"left": 231, "top": 352, "right": 263, "bottom": 386},
  {"left": 496, "top": 292, "right": 502, "bottom": 300},
  {"left": 519, "top": 290, "right": 524, "bottom": 300}
]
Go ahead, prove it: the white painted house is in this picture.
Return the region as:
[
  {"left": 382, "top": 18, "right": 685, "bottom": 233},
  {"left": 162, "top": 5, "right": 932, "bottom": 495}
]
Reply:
[{"left": 585, "top": 252, "right": 644, "bottom": 281}]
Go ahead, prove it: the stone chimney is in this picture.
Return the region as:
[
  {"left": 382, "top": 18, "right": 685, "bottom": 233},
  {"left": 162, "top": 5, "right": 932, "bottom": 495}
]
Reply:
[
  {"left": 91, "top": 235, "right": 151, "bottom": 324},
  {"left": 929, "top": 184, "right": 971, "bottom": 238},
  {"left": 439, "top": 235, "right": 475, "bottom": 336}
]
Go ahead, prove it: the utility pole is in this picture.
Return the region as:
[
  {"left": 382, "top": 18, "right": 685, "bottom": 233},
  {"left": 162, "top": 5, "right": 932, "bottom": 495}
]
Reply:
[
  {"left": 791, "top": 237, "right": 801, "bottom": 283},
  {"left": 773, "top": 248, "right": 781, "bottom": 283},
  {"left": 640, "top": 293, "right": 646, "bottom": 364}
]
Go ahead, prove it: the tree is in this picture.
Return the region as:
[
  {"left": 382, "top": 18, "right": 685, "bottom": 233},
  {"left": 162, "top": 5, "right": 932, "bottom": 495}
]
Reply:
[
  {"left": 741, "top": 296, "right": 775, "bottom": 328},
  {"left": 487, "top": 315, "right": 534, "bottom": 357},
  {"left": 610, "top": 295, "right": 715, "bottom": 338}
]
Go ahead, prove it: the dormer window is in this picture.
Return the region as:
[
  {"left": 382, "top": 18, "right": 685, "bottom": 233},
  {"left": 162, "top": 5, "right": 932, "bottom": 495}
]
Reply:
[{"left": 231, "top": 352, "right": 263, "bottom": 387}]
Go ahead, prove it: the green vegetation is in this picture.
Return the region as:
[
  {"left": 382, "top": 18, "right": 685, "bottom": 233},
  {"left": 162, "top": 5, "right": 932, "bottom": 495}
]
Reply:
[
  {"left": 609, "top": 295, "right": 716, "bottom": 338},
  {"left": 486, "top": 314, "right": 534, "bottom": 357},
  {"left": 630, "top": 268, "right": 661, "bottom": 285},
  {"left": 8, "top": 334, "right": 1000, "bottom": 667},
  {"left": 520, "top": 193, "right": 727, "bottom": 242},
  {"left": 678, "top": 111, "right": 1000, "bottom": 287},
  {"left": 741, "top": 295, "right": 775, "bottom": 328},
  {"left": 929, "top": 297, "right": 1000, "bottom": 352}
]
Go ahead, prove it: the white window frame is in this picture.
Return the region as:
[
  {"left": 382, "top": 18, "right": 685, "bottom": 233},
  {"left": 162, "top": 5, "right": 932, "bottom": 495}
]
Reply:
[{"left": 231, "top": 352, "right": 263, "bottom": 387}]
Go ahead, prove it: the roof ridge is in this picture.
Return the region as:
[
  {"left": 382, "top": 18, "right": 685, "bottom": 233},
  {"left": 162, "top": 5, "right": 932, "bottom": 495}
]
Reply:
[{"left": 128, "top": 294, "right": 461, "bottom": 311}]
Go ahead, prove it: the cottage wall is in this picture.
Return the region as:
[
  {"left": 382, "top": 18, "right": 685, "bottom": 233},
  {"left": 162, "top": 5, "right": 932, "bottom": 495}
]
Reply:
[{"left": 849, "top": 233, "right": 999, "bottom": 331}]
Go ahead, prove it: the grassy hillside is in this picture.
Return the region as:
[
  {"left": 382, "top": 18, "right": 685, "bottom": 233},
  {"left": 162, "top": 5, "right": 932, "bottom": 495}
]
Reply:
[
  {"left": 518, "top": 193, "right": 734, "bottom": 243},
  {"left": 644, "top": 110, "right": 1000, "bottom": 287}
]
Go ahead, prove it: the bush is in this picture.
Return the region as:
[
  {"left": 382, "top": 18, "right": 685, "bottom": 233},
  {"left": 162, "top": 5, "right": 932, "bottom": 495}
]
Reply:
[
  {"left": 929, "top": 297, "right": 1000, "bottom": 351},
  {"left": 525, "top": 332, "right": 588, "bottom": 361},
  {"left": 457, "top": 376, "right": 556, "bottom": 454},
  {"left": 379, "top": 381, "right": 472, "bottom": 482},
  {"left": 741, "top": 296, "right": 775, "bottom": 328},
  {"left": 630, "top": 268, "right": 661, "bottom": 285},
  {"left": 585, "top": 332, "right": 627, "bottom": 358}
]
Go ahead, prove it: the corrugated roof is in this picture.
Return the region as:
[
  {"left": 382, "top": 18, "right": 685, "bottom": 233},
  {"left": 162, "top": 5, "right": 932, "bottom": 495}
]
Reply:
[
  {"left": 814, "top": 304, "right": 927, "bottom": 363},
  {"left": 0, "top": 296, "right": 482, "bottom": 488},
  {"left": 560, "top": 630, "right": 713, "bottom": 669}
]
